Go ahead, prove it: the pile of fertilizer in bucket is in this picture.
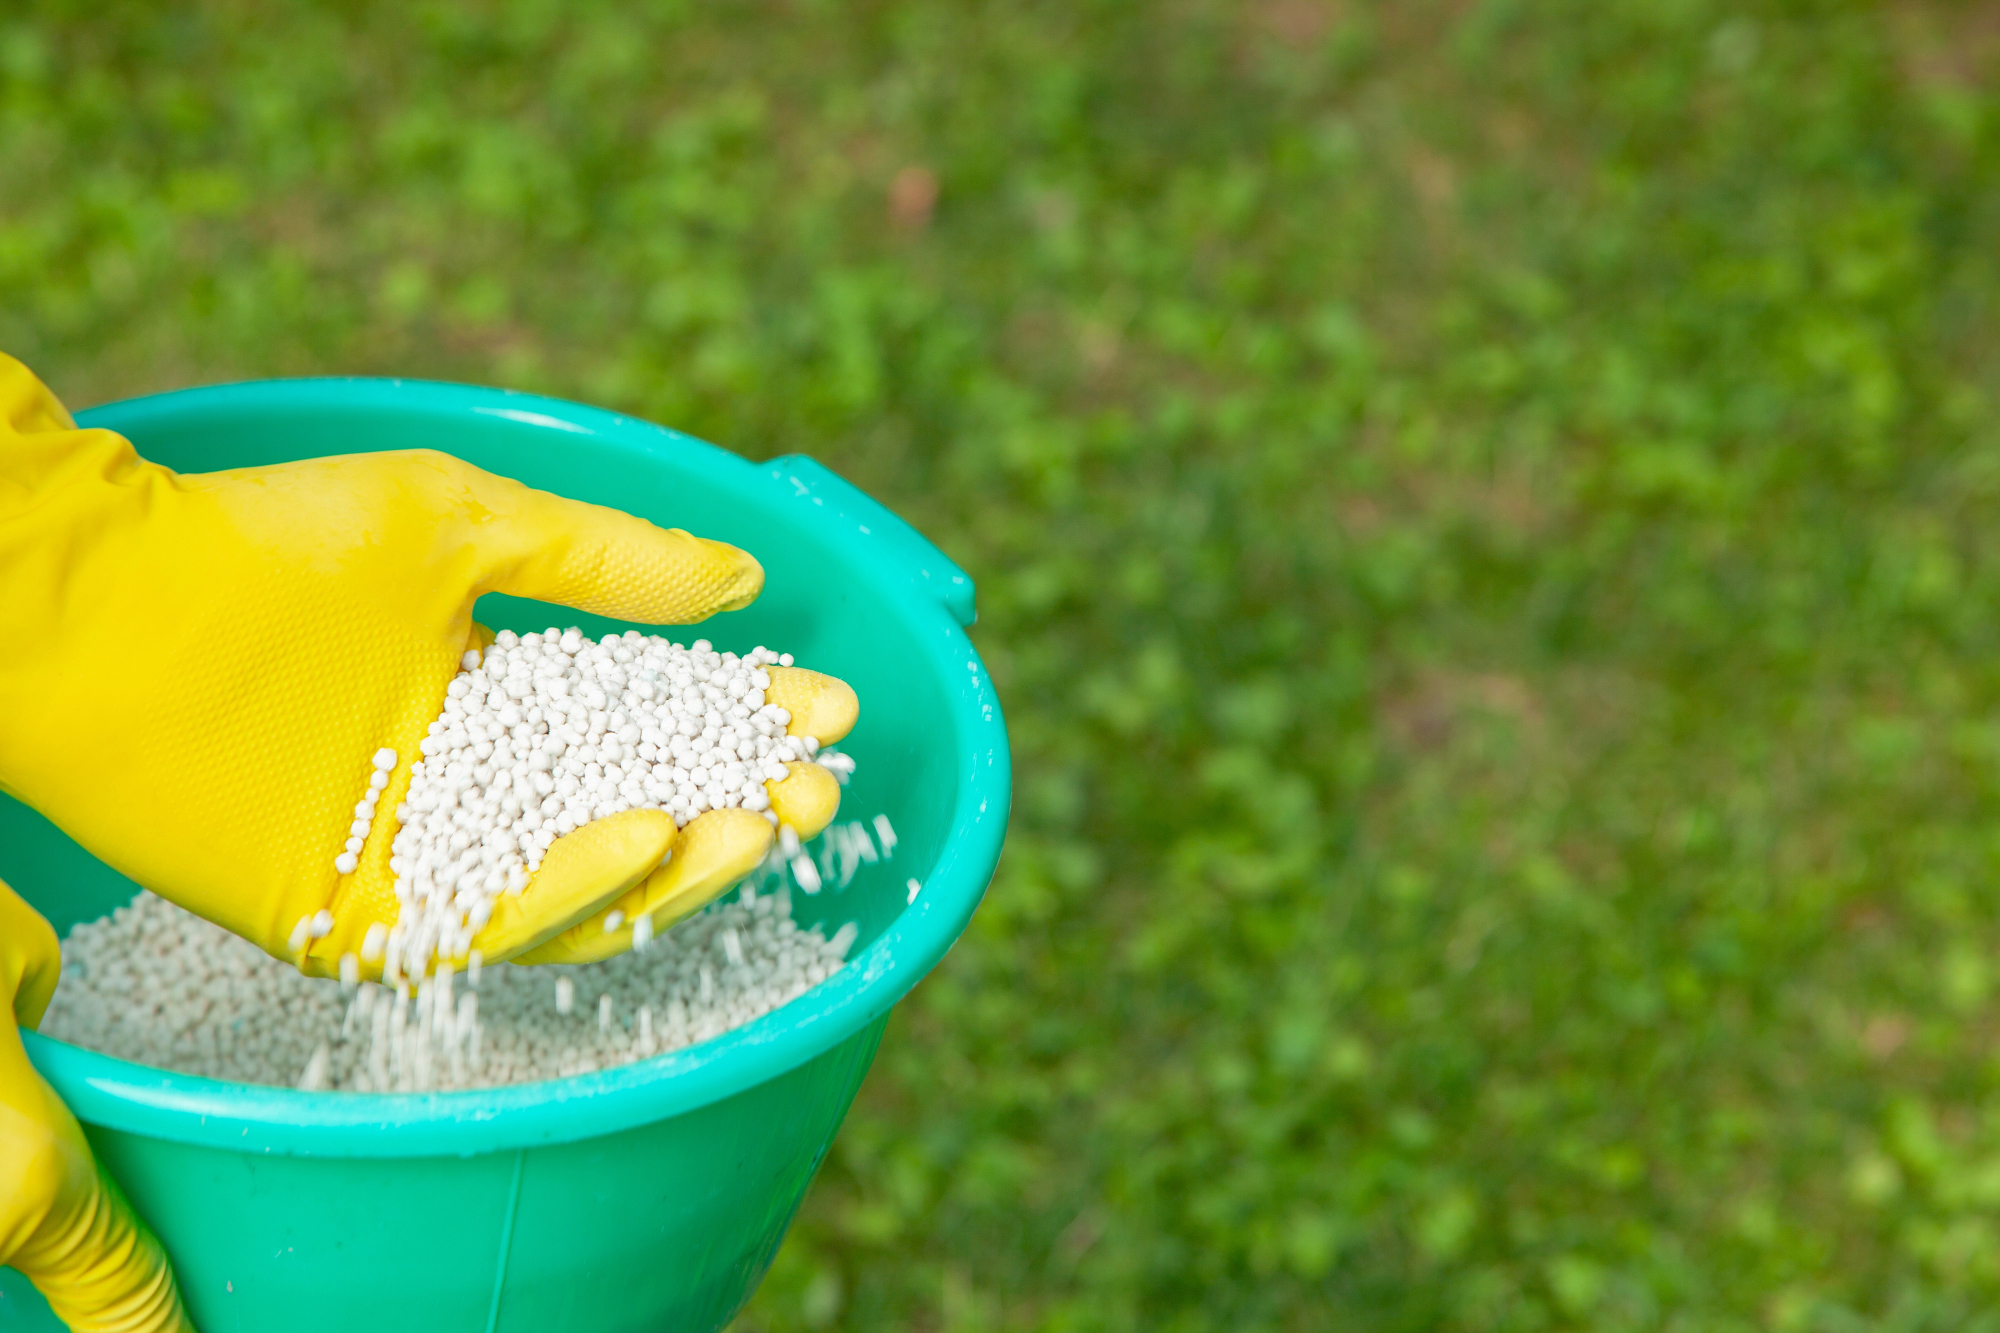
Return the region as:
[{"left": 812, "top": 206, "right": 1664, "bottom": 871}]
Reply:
[{"left": 42, "top": 886, "right": 857, "bottom": 1092}]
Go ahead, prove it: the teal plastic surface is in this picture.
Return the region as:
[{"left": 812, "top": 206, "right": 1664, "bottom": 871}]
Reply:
[{"left": 0, "top": 379, "right": 1009, "bottom": 1332}]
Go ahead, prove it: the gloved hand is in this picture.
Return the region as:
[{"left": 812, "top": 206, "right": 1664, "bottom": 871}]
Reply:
[
  {"left": 0, "top": 880, "right": 193, "bottom": 1332},
  {"left": 0, "top": 353, "right": 855, "bottom": 979}
]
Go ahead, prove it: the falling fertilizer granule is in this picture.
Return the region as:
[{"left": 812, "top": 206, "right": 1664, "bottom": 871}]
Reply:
[{"left": 43, "top": 885, "right": 859, "bottom": 1092}]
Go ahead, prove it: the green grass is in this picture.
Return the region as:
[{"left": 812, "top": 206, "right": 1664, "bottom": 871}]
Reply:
[{"left": 9, "top": 2, "right": 2000, "bottom": 1328}]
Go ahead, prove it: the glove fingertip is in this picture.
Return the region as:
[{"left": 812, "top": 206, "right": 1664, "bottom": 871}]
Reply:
[
  {"left": 767, "top": 762, "right": 841, "bottom": 840},
  {"left": 765, "top": 667, "right": 858, "bottom": 744},
  {"left": 694, "top": 536, "right": 764, "bottom": 615},
  {"left": 501, "top": 507, "right": 764, "bottom": 627}
]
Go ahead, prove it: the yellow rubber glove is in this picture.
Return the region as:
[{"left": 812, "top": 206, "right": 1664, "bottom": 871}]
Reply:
[
  {"left": 0, "top": 881, "right": 194, "bottom": 1333},
  {"left": 0, "top": 353, "right": 852, "bottom": 978}
]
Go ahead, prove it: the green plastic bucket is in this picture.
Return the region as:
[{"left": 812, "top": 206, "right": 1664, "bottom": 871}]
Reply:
[{"left": 0, "top": 379, "right": 1009, "bottom": 1332}]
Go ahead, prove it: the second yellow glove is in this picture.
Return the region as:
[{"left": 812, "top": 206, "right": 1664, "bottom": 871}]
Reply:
[{"left": 0, "top": 880, "right": 193, "bottom": 1333}]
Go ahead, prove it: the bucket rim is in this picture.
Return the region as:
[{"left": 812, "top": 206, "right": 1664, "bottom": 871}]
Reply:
[{"left": 22, "top": 375, "right": 1010, "bottom": 1158}]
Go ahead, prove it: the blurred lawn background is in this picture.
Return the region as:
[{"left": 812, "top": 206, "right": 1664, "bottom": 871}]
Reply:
[{"left": 8, "top": 1, "right": 2000, "bottom": 1329}]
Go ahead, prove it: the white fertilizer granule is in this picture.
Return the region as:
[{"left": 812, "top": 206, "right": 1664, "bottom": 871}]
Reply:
[
  {"left": 42, "top": 885, "right": 853, "bottom": 1092},
  {"left": 335, "top": 625, "right": 856, "bottom": 989}
]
